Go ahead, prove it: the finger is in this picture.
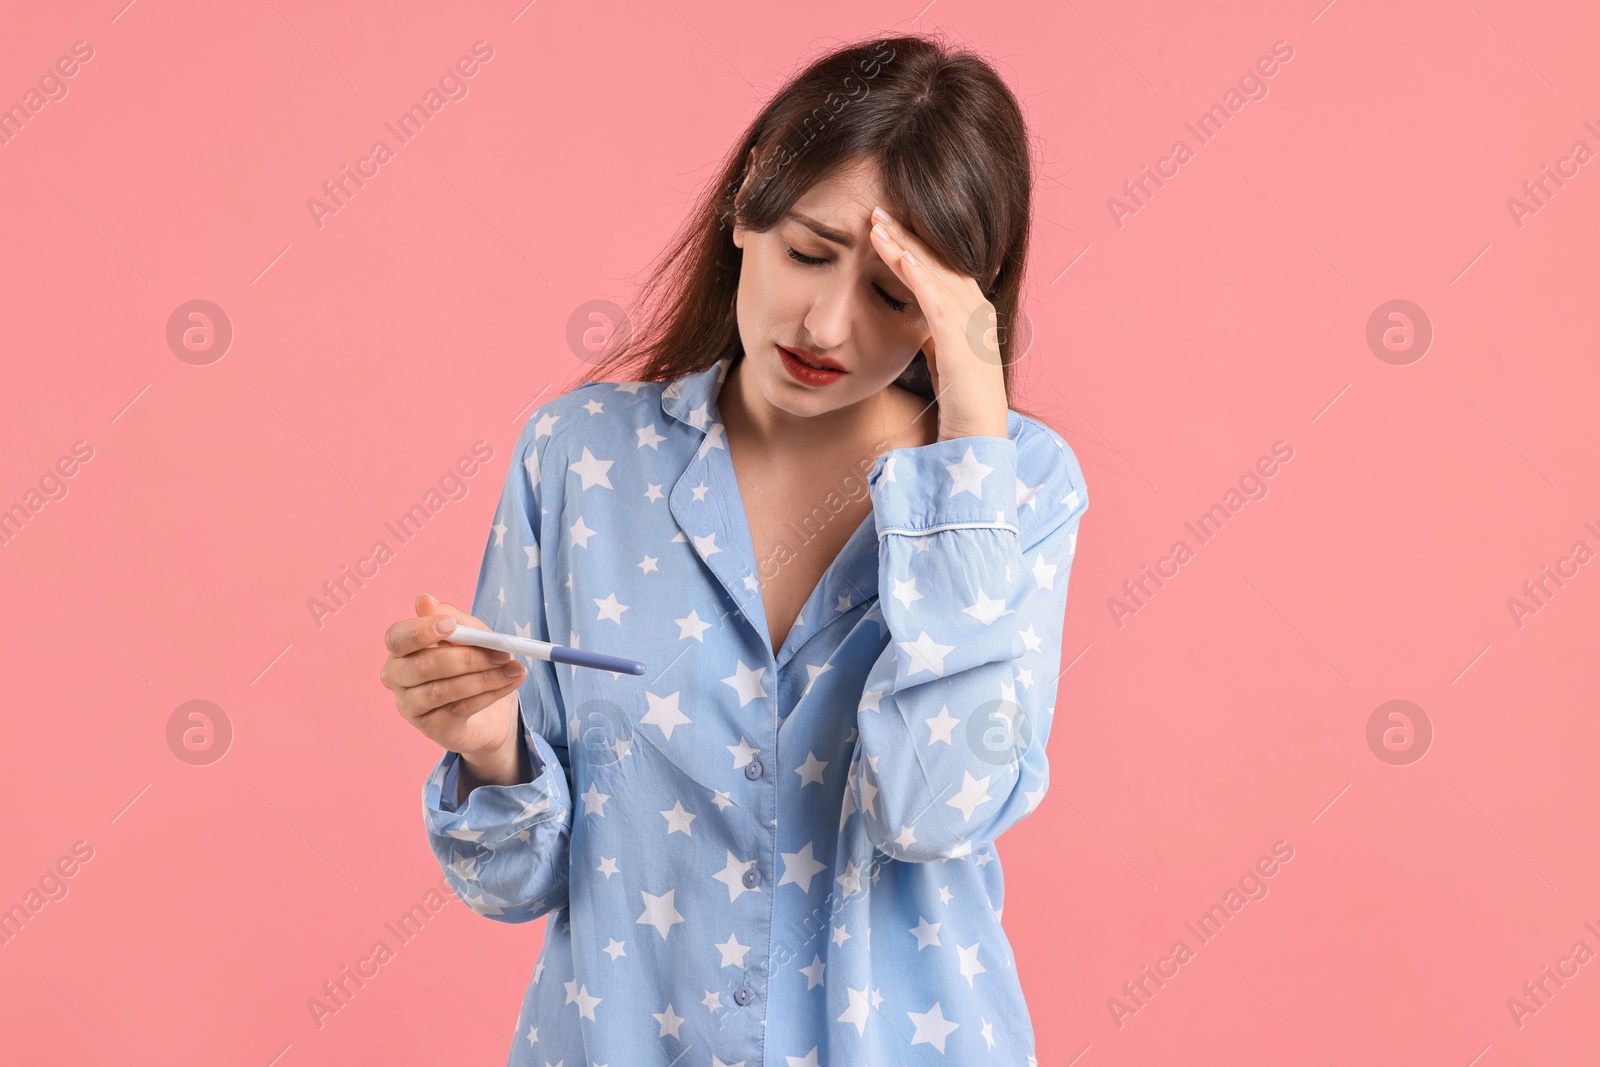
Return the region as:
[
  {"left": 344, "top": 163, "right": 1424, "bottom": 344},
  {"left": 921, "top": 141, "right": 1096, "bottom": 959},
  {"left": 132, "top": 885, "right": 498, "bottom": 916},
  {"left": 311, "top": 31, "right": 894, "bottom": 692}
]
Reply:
[
  {"left": 870, "top": 208, "right": 945, "bottom": 283},
  {"left": 869, "top": 226, "right": 929, "bottom": 313},
  {"left": 395, "top": 641, "right": 516, "bottom": 690},
  {"left": 870, "top": 221, "right": 947, "bottom": 317},
  {"left": 436, "top": 679, "right": 523, "bottom": 721},
  {"left": 386, "top": 611, "right": 460, "bottom": 659},
  {"left": 389, "top": 593, "right": 494, "bottom": 659},
  {"left": 405, "top": 661, "right": 526, "bottom": 719}
]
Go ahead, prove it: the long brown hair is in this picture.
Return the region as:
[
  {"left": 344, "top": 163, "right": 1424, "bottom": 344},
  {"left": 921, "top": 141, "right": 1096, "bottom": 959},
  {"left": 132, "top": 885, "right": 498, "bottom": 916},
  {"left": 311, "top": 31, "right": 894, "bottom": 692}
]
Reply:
[{"left": 570, "top": 32, "right": 1045, "bottom": 423}]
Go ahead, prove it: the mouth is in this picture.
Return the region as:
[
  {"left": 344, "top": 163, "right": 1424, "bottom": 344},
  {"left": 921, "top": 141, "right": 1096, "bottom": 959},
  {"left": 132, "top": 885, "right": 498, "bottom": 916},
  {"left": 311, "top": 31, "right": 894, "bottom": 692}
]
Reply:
[
  {"left": 777, "top": 345, "right": 846, "bottom": 372},
  {"left": 776, "top": 344, "right": 848, "bottom": 386}
]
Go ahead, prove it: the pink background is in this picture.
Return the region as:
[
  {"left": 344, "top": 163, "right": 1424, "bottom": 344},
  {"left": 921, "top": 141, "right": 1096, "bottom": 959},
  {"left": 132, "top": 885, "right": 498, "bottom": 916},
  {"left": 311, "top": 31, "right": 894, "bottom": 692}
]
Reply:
[{"left": 3, "top": 1, "right": 1597, "bottom": 1063}]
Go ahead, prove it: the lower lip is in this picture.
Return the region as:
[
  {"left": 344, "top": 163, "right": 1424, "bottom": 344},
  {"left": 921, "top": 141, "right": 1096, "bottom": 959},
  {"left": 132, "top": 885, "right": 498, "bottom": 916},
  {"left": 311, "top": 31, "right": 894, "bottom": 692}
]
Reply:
[{"left": 777, "top": 345, "right": 846, "bottom": 386}]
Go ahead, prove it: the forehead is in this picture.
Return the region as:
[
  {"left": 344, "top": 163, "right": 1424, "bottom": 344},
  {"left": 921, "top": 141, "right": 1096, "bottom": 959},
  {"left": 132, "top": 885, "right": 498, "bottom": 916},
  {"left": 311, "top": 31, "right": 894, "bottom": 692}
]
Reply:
[{"left": 791, "top": 157, "right": 887, "bottom": 221}]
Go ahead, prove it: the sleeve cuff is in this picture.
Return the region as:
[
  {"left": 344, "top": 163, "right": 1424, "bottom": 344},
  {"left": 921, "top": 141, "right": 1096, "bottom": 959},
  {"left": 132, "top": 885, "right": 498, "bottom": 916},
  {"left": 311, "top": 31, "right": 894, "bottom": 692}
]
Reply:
[
  {"left": 868, "top": 433, "right": 1020, "bottom": 537},
  {"left": 422, "top": 730, "right": 568, "bottom": 848}
]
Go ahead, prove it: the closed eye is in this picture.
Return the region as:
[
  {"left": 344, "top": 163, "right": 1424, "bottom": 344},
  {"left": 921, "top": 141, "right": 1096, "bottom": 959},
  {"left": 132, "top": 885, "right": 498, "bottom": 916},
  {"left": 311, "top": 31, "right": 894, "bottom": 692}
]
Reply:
[{"left": 787, "top": 248, "right": 910, "bottom": 314}]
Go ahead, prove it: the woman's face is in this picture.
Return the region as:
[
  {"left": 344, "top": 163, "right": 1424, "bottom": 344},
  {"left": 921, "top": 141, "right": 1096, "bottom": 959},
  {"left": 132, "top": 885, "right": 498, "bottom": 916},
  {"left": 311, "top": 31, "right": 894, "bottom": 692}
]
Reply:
[{"left": 730, "top": 156, "right": 929, "bottom": 419}]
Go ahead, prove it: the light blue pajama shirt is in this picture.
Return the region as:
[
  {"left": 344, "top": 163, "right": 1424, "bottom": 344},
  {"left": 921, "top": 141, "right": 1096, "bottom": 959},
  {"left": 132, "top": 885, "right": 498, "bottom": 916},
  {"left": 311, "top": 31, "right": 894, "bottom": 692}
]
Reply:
[{"left": 420, "top": 352, "right": 1089, "bottom": 1067}]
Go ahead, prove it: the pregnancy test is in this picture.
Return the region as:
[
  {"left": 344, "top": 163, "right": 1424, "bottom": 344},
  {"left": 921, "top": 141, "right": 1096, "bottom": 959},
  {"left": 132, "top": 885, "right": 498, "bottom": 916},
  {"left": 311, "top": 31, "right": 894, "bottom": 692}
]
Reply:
[{"left": 442, "top": 624, "right": 646, "bottom": 676}]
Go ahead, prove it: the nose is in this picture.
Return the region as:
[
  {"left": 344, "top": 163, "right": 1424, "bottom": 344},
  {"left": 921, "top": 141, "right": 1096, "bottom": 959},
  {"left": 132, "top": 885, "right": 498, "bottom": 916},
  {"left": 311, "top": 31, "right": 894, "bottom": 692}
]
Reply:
[{"left": 800, "top": 271, "right": 862, "bottom": 353}]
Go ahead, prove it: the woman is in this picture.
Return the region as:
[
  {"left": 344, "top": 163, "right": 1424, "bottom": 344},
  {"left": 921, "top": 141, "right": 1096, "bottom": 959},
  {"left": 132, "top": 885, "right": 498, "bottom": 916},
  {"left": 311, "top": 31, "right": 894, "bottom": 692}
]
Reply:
[{"left": 381, "top": 32, "right": 1089, "bottom": 1067}]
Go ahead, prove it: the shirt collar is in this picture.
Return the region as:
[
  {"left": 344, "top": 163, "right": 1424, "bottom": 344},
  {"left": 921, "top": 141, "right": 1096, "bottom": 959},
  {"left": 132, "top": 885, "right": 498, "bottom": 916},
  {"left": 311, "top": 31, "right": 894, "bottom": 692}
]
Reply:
[{"left": 660, "top": 353, "right": 735, "bottom": 434}]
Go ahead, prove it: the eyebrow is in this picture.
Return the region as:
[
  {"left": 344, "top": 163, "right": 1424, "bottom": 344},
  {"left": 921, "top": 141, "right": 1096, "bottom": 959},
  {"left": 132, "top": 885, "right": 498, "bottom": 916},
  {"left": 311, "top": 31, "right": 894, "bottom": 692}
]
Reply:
[{"left": 785, "top": 211, "right": 857, "bottom": 249}]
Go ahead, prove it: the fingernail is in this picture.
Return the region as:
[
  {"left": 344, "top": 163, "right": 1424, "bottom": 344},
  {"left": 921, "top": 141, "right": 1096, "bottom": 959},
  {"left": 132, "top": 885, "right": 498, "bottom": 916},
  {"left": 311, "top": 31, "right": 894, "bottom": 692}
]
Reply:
[
  {"left": 872, "top": 223, "right": 888, "bottom": 242},
  {"left": 502, "top": 663, "right": 524, "bottom": 677},
  {"left": 436, "top": 617, "right": 456, "bottom": 634},
  {"left": 872, "top": 206, "right": 890, "bottom": 223}
]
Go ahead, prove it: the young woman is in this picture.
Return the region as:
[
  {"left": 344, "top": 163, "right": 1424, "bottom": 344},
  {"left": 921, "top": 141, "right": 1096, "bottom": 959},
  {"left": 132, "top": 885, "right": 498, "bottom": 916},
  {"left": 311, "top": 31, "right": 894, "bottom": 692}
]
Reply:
[{"left": 381, "top": 33, "right": 1089, "bottom": 1067}]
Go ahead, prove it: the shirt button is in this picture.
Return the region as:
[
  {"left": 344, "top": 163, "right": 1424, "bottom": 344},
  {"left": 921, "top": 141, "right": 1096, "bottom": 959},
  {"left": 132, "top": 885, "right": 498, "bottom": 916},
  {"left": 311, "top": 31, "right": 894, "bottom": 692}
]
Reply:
[
  {"left": 745, "top": 759, "right": 763, "bottom": 780},
  {"left": 734, "top": 986, "right": 754, "bottom": 1006},
  {"left": 743, "top": 867, "right": 761, "bottom": 888}
]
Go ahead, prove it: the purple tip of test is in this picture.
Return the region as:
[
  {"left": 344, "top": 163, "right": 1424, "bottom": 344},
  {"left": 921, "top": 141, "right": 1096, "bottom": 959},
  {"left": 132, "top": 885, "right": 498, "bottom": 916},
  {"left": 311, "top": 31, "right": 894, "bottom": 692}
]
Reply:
[{"left": 548, "top": 644, "right": 647, "bottom": 676}]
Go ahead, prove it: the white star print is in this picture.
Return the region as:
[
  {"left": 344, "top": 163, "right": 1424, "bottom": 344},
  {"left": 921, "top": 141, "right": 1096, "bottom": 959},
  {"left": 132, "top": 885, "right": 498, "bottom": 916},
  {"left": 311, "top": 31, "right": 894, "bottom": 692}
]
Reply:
[
  {"left": 675, "top": 609, "right": 712, "bottom": 641},
  {"left": 659, "top": 800, "right": 697, "bottom": 836},
  {"left": 726, "top": 737, "right": 759, "bottom": 769},
  {"left": 596, "top": 856, "right": 620, "bottom": 878},
  {"left": 963, "top": 586, "right": 1014, "bottom": 624},
  {"left": 644, "top": 482, "right": 664, "bottom": 502},
  {"left": 799, "top": 954, "right": 825, "bottom": 989},
  {"left": 637, "top": 554, "right": 659, "bottom": 573},
  {"left": 594, "top": 592, "right": 629, "bottom": 623},
  {"left": 898, "top": 630, "right": 955, "bottom": 677},
  {"left": 910, "top": 916, "right": 942, "bottom": 949},
  {"left": 653, "top": 1003, "right": 685, "bottom": 1038},
  {"left": 581, "top": 782, "right": 611, "bottom": 816},
  {"left": 568, "top": 515, "right": 596, "bottom": 548},
  {"left": 957, "top": 941, "right": 988, "bottom": 987},
  {"left": 945, "top": 446, "right": 994, "bottom": 497},
  {"left": 1016, "top": 476, "right": 1043, "bottom": 509},
  {"left": 947, "top": 770, "right": 994, "bottom": 821},
  {"left": 570, "top": 446, "right": 614, "bottom": 490},
  {"left": 1031, "top": 551, "right": 1058, "bottom": 590},
  {"left": 715, "top": 932, "right": 751, "bottom": 967},
  {"left": 563, "top": 978, "right": 602, "bottom": 1020},
  {"left": 711, "top": 851, "right": 758, "bottom": 902},
  {"left": 794, "top": 751, "right": 828, "bottom": 786},
  {"left": 837, "top": 985, "right": 871, "bottom": 1036},
  {"left": 1018, "top": 623, "right": 1043, "bottom": 652},
  {"left": 925, "top": 704, "right": 959, "bottom": 745},
  {"left": 602, "top": 938, "right": 626, "bottom": 960},
  {"left": 778, "top": 841, "right": 827, "bottom": 892},
  {"left": 534, "top": 411, "right": 560, "bottom": 437},
  {"left": 835, "top": 860, "right": 865, "bottom": 899},
  {"left": 582, "top": 397, "right": 604, "bottom": 415},
  {"left": 636, "top": 422, "right": 665, "bottom": 449},
  {"left": 721, "top": 659, "right": 768, "bottom": 706},
  {"left": 642, "top": 690, "right": 692, "bottom": 740},
  {"left": 636, "top": 889, "right": 685, "bottom": 939},
  {"left": 800, "top": 660, "right": 830, "bottom": 696},
  {"left": 908, "top": 1001, "right": 959, "bottom": 1052},
  {"left": 892, "top": 575, "right": 924, "bottom": 610}
]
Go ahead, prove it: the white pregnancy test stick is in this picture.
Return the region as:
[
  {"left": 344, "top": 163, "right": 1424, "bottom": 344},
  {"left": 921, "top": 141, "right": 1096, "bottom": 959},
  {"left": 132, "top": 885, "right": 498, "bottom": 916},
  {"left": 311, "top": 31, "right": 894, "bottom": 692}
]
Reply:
[{"left": 442, "top": 624, "right": 646, "bottom": 676}]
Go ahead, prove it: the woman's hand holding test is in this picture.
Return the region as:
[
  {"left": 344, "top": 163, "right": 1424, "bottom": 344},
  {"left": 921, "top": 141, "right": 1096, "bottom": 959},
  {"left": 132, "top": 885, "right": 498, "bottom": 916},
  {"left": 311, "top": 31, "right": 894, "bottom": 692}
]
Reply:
[{"left": 379, "top": 592, "right": 530, "bottom": 795}]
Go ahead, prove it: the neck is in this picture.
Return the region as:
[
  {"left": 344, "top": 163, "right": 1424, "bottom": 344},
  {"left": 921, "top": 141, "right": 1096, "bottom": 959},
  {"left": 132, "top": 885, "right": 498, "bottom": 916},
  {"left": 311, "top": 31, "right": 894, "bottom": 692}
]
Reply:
[{"left": 720, "top": 355, "right": 918, "bottom": 460}]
